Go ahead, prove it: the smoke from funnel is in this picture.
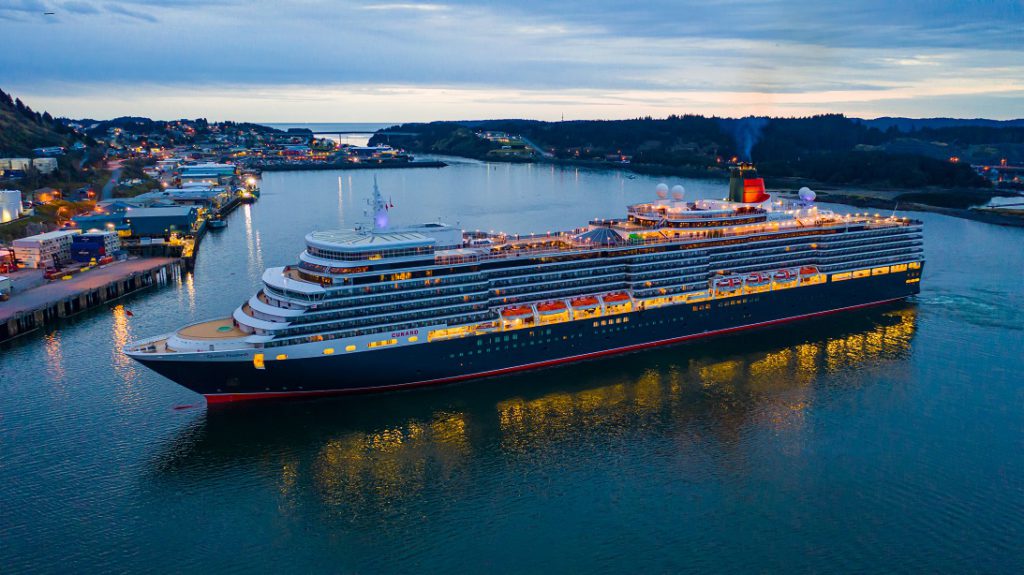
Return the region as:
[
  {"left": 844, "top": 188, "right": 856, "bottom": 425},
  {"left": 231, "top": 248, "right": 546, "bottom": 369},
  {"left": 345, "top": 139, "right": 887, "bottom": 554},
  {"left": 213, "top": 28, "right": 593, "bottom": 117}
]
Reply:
[{"left": 732, "top": 117, "right": 769, "bottom": 161}]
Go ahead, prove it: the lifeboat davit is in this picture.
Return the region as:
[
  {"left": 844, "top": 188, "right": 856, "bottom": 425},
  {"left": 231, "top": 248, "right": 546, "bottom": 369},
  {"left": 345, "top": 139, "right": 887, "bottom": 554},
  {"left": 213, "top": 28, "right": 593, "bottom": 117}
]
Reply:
[
  {"left": 774, "top": 269, "right": 796, "bottom": 281},
  {"left": 602, "top": 292, "right": 631, "bottom": 304},
  {"left": 536, "top": 301, "right": 568, "bottom": 315},
  {"left": 501, "top": 306, "right": 533, "bottom": 318},
  {"left": 571, "top": 296, "right": 601, "bottom": 308},
  {"left": 746, "top": 272, "right": 769, "bottom": 285},
  {"left": 799, "top": 266, "right": 819, "bottom": 276},
  {"left": 714, "top": 277, "right": 743, "bottom": 290}
]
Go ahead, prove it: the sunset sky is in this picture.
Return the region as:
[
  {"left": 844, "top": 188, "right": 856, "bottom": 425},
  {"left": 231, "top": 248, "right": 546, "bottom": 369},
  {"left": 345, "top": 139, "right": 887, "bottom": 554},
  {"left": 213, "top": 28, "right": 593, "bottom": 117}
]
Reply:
[{"left": 2, "top": 0, "right": 1022, "bottom": 121}]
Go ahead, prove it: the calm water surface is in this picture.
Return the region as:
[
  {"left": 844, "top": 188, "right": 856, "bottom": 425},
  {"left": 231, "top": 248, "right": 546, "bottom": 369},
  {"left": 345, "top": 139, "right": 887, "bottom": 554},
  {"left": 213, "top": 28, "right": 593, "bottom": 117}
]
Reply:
[{"left": 2, "top": 158, "right": 1022, "bottom": 573}]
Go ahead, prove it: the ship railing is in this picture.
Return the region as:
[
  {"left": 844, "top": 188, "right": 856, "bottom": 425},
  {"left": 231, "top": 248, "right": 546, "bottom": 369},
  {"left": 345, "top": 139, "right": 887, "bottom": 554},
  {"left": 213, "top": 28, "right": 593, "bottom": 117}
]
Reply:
[{"left": 450, "top": 218, "right": 913, "bottom": 265}]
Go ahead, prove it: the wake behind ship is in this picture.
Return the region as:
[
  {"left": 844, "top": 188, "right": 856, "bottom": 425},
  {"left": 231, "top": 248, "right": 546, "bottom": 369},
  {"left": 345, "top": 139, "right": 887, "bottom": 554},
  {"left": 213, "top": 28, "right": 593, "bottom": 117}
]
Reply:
[{"left": 125, "top": 166, "right": 924, "bottom": 403}]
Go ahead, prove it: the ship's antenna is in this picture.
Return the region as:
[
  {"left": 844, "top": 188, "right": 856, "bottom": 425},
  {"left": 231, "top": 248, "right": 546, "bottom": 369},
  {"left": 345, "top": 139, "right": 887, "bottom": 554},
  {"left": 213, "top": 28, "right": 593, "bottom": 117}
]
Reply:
[{"left": 891, "top": 201, "right": 899, "bottom": 219}]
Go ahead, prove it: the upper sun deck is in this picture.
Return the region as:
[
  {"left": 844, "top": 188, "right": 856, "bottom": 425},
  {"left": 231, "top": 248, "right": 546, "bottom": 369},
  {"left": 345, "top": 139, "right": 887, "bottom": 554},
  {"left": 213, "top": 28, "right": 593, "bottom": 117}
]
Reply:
[{"left": 303, "top": 223, "right": 463, "bottom": 264}]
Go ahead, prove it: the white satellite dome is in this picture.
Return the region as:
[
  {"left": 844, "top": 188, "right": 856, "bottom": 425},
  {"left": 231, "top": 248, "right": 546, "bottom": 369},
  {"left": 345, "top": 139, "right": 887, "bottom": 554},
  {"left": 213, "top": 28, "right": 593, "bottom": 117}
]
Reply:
[
  {"left": 798, "top": 187, "right": 816, "bottom": 202},
  {"left": 655, "top": 183, "right": 669, "bottom": 199},
  {"left": 671, "top": 185, "right": 685, "bottom": 200}
]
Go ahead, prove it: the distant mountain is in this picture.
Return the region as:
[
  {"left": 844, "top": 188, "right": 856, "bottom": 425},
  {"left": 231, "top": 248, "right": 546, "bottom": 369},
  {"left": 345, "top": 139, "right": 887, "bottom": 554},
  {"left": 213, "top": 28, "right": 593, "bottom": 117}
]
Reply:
[
  {"left": 0, "top": 88, "right": 77, "bottom": 156},
  {"left": 855, "top": 117, "right": 1024, "bottom": 132}
]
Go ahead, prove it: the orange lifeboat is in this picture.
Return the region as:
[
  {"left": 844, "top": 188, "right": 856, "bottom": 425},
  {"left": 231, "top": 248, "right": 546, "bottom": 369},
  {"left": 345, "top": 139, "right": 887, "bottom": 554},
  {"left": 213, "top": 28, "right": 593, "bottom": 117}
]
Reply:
[
  {"left": 501, "top": 306, "right": 533, "bottom": 318},
  {"left": 799, "top": 266, "right": 819, "bottom": 276},
  {"left": 536, "top": 301, "right": 568, "bottom": 315},
  {"left": 774, "top": 269, "right": 796, "bottom": 281},
  {"left": 571, "top": 296, "right": 601, "bottom": 308},
  {"left": 602, "top": 292, "right": 631, "bottom": 304}
]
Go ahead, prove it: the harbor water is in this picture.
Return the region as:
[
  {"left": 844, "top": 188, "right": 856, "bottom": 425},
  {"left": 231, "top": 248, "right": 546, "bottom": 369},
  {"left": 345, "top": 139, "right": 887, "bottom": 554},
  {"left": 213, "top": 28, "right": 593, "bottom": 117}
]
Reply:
[{"left": 1, "top": 158, "right": 1022, "bottom": 573}]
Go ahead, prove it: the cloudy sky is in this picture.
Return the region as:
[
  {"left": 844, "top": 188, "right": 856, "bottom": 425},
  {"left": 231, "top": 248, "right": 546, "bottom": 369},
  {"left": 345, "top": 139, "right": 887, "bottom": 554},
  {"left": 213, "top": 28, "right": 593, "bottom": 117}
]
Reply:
[{"left": 1, "top": 0, "right": 1022, "bottom": 121}]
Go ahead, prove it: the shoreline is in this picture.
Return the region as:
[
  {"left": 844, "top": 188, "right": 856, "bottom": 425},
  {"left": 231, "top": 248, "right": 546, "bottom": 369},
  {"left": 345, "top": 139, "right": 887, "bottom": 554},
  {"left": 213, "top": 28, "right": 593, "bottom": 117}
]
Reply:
[
  {"left": 258, "top": 160, "right": 447, "bottom": 172},
  {"left": 478, "top": 155, "right": 1024, "bottom": 227},
  {"left": 772, "top": 190, "right": 1024, "bottom": 227}
]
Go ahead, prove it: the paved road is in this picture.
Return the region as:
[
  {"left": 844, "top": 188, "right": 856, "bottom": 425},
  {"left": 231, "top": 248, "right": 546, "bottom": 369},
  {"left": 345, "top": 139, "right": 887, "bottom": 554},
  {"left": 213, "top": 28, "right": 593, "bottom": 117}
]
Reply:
[
  {"left": 101, "top": 162, "right": 123, "bottom": 200},
  {"left": 0, "top": 258, "right": 176, "bottom": 321}
]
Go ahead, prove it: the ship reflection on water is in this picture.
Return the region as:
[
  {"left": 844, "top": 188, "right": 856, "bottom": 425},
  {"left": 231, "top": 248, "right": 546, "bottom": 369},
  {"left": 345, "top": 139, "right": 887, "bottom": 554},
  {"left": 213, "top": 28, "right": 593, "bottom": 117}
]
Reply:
[{"left": 150, "top": 305, "right": 918, "bottom": 514}]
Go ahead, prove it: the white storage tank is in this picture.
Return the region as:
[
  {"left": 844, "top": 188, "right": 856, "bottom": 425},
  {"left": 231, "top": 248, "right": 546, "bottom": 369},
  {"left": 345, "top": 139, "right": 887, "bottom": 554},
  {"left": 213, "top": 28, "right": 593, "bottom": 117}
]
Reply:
[
  {"left": 0, "top": 190, "right": 22, "bottom": 223},
  {"left": 32, "top": 157, "right": 59, "bottom": 174}
]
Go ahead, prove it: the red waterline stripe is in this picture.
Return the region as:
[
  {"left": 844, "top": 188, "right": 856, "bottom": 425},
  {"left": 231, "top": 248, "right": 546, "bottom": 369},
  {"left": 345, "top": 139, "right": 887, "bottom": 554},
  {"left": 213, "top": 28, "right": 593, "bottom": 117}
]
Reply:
[{"left": 204, "top": 297, "right": 905, "bottom": 404}]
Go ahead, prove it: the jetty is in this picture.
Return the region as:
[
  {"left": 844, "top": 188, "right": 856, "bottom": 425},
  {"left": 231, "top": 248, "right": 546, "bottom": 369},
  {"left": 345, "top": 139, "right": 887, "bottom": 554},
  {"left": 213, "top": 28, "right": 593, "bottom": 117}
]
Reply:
[{"left": 0, "top": 258, "right": 181, "bottom": 341}]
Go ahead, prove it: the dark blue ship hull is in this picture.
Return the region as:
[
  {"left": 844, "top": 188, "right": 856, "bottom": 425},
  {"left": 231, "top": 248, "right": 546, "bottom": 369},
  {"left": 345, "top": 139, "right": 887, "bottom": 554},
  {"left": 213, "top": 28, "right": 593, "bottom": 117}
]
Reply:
[{"left": 136, "top": 267, "right": 922, "bottom": 403}]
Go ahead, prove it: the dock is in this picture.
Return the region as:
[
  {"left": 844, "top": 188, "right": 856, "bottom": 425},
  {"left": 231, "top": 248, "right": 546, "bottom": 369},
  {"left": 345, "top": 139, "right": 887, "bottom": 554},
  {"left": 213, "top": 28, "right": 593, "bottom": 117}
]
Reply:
[{"left": 0, "top": 258, "right": 182, "bottom": 342}]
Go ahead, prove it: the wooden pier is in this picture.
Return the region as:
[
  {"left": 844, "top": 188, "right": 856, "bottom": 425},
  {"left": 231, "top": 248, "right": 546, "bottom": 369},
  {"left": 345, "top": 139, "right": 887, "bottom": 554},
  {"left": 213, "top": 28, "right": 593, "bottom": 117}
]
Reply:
[{"left": 0, "top": 258, "right": 182, "bottom": 342}]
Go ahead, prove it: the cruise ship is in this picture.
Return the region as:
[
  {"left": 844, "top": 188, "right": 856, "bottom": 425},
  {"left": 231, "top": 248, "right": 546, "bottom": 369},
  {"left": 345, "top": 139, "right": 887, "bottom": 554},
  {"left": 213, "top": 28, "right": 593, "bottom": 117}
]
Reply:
[{"left": 125, "top": 165, "right": 924, "bottom": 403}]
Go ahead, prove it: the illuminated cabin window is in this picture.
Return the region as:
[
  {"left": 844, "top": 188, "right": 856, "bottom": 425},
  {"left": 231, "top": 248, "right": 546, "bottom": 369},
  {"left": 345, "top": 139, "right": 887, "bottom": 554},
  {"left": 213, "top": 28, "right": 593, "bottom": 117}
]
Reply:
[
  {"left": 345, "top": 345, "right": 356, "bottom": 352},
  {"left": 890, "top": 264, "right": 908, "bottom": 273},
  {"left": 872, "top": 267, "right": 890, "bottom": 276},
  {"left": 253, "top": 353, "right": 265, "bottom": 369},
  {"left": 832, "top": 272, "right": 852, "bottom": 282},
  {"left": 275, "top": 354, "right": 288, "bottom": 361},
  {"left": 853, "top": 269, "right": 871, "bottom": 279},
  {"left": 323, "top": 348, "right": 335, "bottom": 355},
  {"left": 408, "top": 336, "right": 419, "bottom": 342},
  {"left": 909, "top": 262, "right": 921, "bottom": 269}
]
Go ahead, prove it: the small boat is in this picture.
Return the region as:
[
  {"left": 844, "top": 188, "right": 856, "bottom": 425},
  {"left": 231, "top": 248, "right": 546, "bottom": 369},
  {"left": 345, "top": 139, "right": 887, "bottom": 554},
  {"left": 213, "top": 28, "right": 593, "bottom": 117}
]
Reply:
[
  {"left": 570, "top": 296, "right": 601, "bottom": 308},
  {"left": 714, "top": 277, "right": 743, "bottom": 290},
  {"left": 536, "top": 301, "right": 568, "bottom": 315},
  {"left": 799, "top": 266, "right": 819, "bottom": 276},
  {"left": 208, "top": 217, "right": 227, "bottom": 230},
  {"left": 501, "top": 306, "right": 533, "bottom": 318},
  {"left": 746, "top": 272, "right": 770, "bottom": 286},
  {"left": 773, "top": 269, "right": 796, "bottom": 281},
  {"left": 602, "top": 292, "right": 631, "bottom": 304}
]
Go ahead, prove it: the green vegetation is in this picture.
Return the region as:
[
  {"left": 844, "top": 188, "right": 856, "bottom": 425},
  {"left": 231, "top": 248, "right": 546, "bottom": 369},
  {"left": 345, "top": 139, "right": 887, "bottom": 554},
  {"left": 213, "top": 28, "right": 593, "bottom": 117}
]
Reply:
[
  {"left": 0, "top": 88, "right": 82, "bottom": 155},
  {"left": 0, "top": 200, "right": 95, "bottom": 244},
  {"left": 373, "top": 123, "right": 498, "bottom": 160},
  {"left": 372, "top": 115, "right": 1014, "bottom": 190},
  {"left": 757, "top": 152, "right": 987, "bottom": 188}
]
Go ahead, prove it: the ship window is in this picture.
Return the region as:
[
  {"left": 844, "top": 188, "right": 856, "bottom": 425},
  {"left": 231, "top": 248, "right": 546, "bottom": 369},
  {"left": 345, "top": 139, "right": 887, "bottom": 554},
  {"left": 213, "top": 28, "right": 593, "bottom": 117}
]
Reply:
[
  {"left": 276, "top": 354, "right": 288, "bottom": 361},
  {"left": 477, "top": 340, "right": 483, "bottom": 346},
  {"left": 253, "top": 353, "right": 265, "bottom": 369},
  {"left": 408, "top": 336, "right": 418, "bottom": 342},
  {"left": 323, "top": 348, "right": 334, "bottom": 355},
  {"left": 345, "top": 345, "right": 356, "bottom": 352}
]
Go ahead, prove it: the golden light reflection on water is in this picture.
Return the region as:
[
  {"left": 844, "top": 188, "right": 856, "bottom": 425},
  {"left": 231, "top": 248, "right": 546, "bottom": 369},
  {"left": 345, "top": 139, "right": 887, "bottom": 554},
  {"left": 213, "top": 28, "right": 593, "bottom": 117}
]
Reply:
[
  {"left": 110, "top": 305, "right": 140, "bottom": 401},
  {"left": 173, "top": 308, "right": 917, "bottom": 513},
  {"left": 496, "top": 308, "right": 918, "bottom": 450},
  {"left": 243, "top": 204, "right": 264, "bottom": 277},
  {"left": 313, "top": 411, "right": 469, "bottom": 508},
  {"left": 42, "top": 331, "right": 66, "bottom": 390},
  {"left": 176, "top": 270, "right": 197, "bottom": 313}
]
